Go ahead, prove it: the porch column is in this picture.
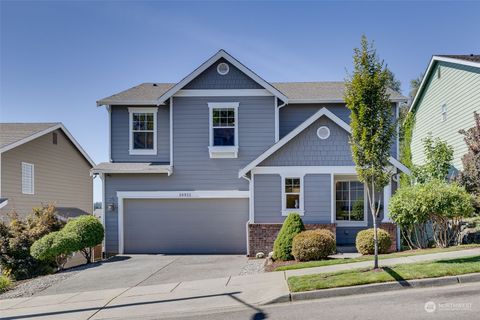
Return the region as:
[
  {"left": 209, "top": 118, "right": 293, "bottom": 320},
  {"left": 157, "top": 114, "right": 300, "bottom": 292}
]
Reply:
[{"left": 382, "top": 182, "right": 392, "bottom": 222}]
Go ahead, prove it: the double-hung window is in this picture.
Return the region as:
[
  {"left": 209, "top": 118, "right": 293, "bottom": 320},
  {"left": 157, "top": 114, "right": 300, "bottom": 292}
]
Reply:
[
  {"left": 335, "top": 180, "right": 366, "bottom": 225},
  {"left": 22, "top": 162, "right": 34, "bottom": 195},
  {"left": 128, "top": 107, "right": 158, "bottom": 155},
  {"left": 282, "top": 177, "right": 304, "bottom": 216},
  {"left": 208, "top": 102, "right": 239, "bottom": 158}
]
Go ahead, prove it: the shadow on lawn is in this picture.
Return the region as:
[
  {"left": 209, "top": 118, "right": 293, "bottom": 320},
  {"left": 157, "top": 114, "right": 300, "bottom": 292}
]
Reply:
[
  {"left": 382, "top": 267, "right": 411, "bottom": 287},
  {"left": 435, "top": 256, "right": 480, "bottom": 264}
]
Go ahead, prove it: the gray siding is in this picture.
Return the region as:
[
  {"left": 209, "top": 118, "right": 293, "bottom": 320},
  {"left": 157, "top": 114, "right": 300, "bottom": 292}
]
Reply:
[
  {"left": 110, "top": 105, "right": 170, "bottom": 163},
  {"left": 261, "top": 116, "right": 354, "bottom": 166},
  {"left": 253, "top": 174, "right": 331, "bottom": 224},
  {"left": 279, "top": 103, "right": 350, "bottom": 138},
  {"left": 184, "top": 58, "right": 263, "bottom": 90},
  {"left": 279, "top": 104, "right": 398, "bottom": 158},
  {"left": 124, "top": 198, "right": 248, "bottom": 254}
]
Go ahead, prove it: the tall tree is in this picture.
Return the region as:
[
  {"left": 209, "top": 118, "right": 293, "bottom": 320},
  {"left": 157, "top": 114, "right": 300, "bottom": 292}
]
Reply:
[
  {"left": 345, "top": 35, "right": 396, "bottom": 269},
  {"left": 385, "top": 68, "right": 402, "bottom": 93},
  {"left": 409, "top": 74, "right": 423, "bottom": 100},
  {"left": 458, "top": 112, "right": 480, "bottom": 212}
]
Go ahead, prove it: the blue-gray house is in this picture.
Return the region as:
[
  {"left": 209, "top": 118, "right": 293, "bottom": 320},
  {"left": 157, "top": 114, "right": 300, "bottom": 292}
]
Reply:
[{"left": 93, "top": 50, "right": 409, "bottom": 256}]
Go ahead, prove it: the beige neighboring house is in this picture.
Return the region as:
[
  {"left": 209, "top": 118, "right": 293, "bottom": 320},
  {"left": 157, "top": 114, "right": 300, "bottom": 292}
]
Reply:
[{"left": 0, "top": 123, "right": 95, "bottom": 220}]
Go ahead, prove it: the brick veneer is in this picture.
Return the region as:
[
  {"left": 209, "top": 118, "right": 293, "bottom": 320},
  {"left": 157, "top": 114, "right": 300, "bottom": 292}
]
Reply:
[
  {"left": 379, "top": 222, "right": 398, "bottom": 253},
  {"left": 248, "top": 223, "right": 336, "bottom": 257}
]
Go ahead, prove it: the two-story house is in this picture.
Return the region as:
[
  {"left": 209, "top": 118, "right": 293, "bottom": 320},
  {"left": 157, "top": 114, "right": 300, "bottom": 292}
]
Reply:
[
  {"left": 93, "top": 50, "right": 409, "bottom": 256},
  {"left": 409, "top": 55, "right": 480, "bottom": 172}
]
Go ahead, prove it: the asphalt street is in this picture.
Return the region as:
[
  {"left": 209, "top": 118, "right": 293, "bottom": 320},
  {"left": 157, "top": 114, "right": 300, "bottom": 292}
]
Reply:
[{"left": 163, "top": 282, "right": 480, "bottom": 320}]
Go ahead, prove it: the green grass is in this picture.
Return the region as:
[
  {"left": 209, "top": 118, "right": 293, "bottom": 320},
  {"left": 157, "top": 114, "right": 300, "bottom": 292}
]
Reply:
[
  {"left": 288, "top": 255, "right": 480, "bottom": 292},
  {"left": 274, "top": 244, "right": 480, "bottom": 271},
  {"left": 0, "top": 275, "right": 12, "bottom": 293}
]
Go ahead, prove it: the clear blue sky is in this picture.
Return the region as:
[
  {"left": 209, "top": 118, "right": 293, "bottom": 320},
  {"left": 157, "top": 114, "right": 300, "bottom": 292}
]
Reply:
[{"left": 1, "top": 1, "right": 479, "bottom": 202}]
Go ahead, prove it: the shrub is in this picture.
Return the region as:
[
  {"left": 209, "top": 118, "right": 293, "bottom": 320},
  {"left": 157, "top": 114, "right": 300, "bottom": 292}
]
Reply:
[
  {"left": 31, "top": 231, "right": 79, "bottom": 269},
  {"left": 390, "top": 180, "right": 474, "bottom": 248},
  {"left": 0, "top": 275, "right": 12, "bottom": 293},
  {"left": 273, "top": 213, "right": 305, "bottom": 261},
  {"left": 0, "top": 204, "right": 63, "bottom": 280},
  {"left": 356, "top": 228, "right": 392, "bottom": 255},
  {"left": 63, "top": 215, "right": 104, "bottom": 263},
  {"left": 292, "top": 229, "right": 336, "bottom": 261}
]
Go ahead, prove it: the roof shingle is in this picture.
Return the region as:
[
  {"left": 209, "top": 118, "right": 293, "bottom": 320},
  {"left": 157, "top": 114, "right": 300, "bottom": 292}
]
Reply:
[
  {"left": 437, "top": 54, "right": 480, "bottom": 63},
  {"left": 0, "top": 123, "right": 60, "bottom": 149}
]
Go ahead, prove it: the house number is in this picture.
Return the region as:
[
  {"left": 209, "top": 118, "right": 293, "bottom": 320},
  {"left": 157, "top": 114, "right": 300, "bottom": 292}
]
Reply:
[{"left": 178, "top": 192, "right": 192, "bottom": 198}]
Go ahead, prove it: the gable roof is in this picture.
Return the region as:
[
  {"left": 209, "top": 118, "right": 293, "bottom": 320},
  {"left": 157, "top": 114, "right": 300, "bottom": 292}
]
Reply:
[
  {"left": 0, "top": 123, "right": 95, "bottom": 167},
  {"left": 97, "top": 81, "right": 407, "bottom": 106},
  {"left": 238, "top": 107, "right": 411, "bottom": 177},
  {"left": 272, "top": 82, "right": 407, "bottom": 103},
  {"left": 155, "top": 50, "right": 289, "bottom": 104},
  {"left": 409, "top": 55, "right": 480, "bottom": 113}
]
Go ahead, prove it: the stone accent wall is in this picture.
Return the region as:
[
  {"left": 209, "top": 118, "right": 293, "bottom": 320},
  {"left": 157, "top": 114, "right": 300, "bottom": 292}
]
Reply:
[
  {"left": 248, "top": 223, "right": 336, "bottom": 257},
  {"left": 380, "top": 222, "right": 398, "bottom": 253}
]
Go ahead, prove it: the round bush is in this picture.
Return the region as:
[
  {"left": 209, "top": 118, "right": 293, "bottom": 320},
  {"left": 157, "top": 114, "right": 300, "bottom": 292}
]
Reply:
[
  {"left": 30, "top": 232, "right": 58, "bottom": 262},
  {"left": 273, "top": 213, "right": 305, "bottom": 261},
  {"left": 292, "top": 229, "right": 336, "bottom": 261},
  {"left": 63, "top": 215, "right": 104, "bottom": 263},
  {"left": 355, "top": 228, "right": 392, "bottom": 255}
]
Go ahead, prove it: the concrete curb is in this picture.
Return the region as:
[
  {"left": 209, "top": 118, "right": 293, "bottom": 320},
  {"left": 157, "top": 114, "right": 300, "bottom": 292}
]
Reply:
[{"left": 272, "top": 273, "right": 480, "bottom": 304}]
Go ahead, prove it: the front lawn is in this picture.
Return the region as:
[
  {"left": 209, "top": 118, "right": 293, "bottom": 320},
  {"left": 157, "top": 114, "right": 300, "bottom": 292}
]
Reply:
[
  {"left": 288, "top": 255, "right": 480, "bottom": 292},
  {"left": 272, "top": 244, "right": 480, "bottom": 271}
]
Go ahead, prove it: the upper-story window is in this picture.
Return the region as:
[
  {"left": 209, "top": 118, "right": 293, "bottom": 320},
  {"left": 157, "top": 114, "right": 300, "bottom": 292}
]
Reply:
[
  {"left": 128, "top": 107, "right": 158, "bottom": 155},
  {"left": 282, "top": 176, "right": 304, "bottom": 216},
  {"left": 22, "top": 162, "right": 34, "bottom": 195},
  {"left": 208, "top": 102, "right": 239, "bottom": 158}
]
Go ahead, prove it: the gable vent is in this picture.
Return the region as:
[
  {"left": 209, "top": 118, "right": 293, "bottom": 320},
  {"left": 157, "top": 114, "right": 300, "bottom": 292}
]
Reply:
[
  {"left": 317, "top": 126, "right": 330, "bottom": 140},
  {"left": 217, "top": 62, "right": 230, "bottom": 75}
]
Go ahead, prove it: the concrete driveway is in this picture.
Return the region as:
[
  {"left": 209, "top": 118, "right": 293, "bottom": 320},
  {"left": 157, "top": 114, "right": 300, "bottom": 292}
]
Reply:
[{"left": 39, "top": 255, "right": 251, "bottom": 296}]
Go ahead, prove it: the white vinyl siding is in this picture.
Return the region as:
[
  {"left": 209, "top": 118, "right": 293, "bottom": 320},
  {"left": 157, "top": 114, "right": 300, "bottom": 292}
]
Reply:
[
  {"left": 411, "top": 61, "right": 480, "bottom": 170},
  {"left": 21, "top": 162, "right": 34, "bottom": 195}
]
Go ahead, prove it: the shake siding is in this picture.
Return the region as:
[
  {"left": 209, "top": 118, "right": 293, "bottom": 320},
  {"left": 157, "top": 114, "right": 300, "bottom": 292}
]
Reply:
[
  {"left": 261, "top": 117, "right": 354, "bottom": 166},
  {"left": 110, "top": 105, "right": 170, "bottom": 163},
  {"left": 411, "top": 62, "right": 480, "bottom": 170},
  {"left": 0, "top": 130, "right": 92, "bottom": 218},
  {"left": 279, "top": 104, "right": 398, "bottom": 158}
]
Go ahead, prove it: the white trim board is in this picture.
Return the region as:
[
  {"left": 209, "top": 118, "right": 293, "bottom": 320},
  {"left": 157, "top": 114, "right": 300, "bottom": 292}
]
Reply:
[
  {"left": 0, "top": 123, "right": 95, "bottom": 167},
  {"left": 174, "top": 89, "right": 272, "bottom": 97},
  {"left": 156, "top": 49, "right": 288, "bottom": 104},
  {"left": 116, "top": 190, "right": 250, "bottom": 254},
  {"left": 239, "top": 107, "right": 411, "bottom": 177},
  {"left": 409, "top": 55, "right": 480, "bottom": 113}
]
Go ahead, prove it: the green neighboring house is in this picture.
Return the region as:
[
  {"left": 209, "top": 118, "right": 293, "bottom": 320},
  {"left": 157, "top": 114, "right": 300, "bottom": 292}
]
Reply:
[{"left": 409, "top": 55, "right": 480, "bottom": 171}]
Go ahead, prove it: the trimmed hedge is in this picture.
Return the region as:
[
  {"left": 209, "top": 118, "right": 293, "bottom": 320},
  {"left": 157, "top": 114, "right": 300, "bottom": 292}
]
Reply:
[
  {"left": 356, "top": 228, "right": 392, "bottom": 255},
  {"left": 273, "top": 213, "right": 305, "bottom": 261},
  {"left": 292, "top": 229, "right": 336, "bottom": 261},
  {"left": 30, "top": 231, "right": 79, "bottom": 269},
  {"left": 63, "top": 215, "right": 104, "bottom": 263}
]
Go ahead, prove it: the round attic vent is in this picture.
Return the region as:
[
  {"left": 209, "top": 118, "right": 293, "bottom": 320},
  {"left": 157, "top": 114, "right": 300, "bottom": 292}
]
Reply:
[
  {"left": 317, "top": 126, "right": 330, "bottom": 140},
  {"left": 217, "top": 62, "right": 230, "bottom": 75}
]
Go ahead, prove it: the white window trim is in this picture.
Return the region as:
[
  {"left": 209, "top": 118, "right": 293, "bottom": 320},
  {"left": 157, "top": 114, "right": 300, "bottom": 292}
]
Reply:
[
  {"left": 281, "top": 174, "right": 305, "bottom": 216},
  {"left": 208, "top": 102, "right": 239, "bottom": 158},
  {"left": 128, "top": 107, "right": 158, "bottom": 155},
  {"left": 21, "top": 162, "right": 34, "bottom": 195},
  {"left": 334, "top": 178, "right": 367, "bottom": 227}
]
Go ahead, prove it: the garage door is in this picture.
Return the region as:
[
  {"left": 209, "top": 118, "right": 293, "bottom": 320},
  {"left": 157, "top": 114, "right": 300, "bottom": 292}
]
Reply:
[{"left": 123, "top": 198, "right": 249, "bottom": 254}]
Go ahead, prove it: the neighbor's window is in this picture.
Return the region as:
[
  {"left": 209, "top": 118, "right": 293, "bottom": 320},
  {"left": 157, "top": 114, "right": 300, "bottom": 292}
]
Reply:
[
  {"left": 284, "top": 177, "right": 302, "bottom": 214},
  {"left": 441, "top": 104, "right": 447, "bottom": 121},
  {"left": 128, "top": 108, "right": 157, "bottom": 155},
  {"left": 22, "top": 162, "right": 34, "bottom": 195},
  {"left": 335, "top": 180, "right": 364, "bottom": 222}
]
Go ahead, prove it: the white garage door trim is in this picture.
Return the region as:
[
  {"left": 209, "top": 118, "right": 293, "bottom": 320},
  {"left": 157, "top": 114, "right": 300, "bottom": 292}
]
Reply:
[{"left": 117, "top": 190, "right": 250, "bottom": 254}]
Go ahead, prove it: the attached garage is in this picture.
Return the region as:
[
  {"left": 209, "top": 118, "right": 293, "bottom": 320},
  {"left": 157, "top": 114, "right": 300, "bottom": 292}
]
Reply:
[{"left": 121, "top": 197, "right": 249, "bottom": 254}]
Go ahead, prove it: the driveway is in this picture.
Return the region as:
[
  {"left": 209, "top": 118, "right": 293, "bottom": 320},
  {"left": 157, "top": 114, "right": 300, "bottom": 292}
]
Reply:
[{"left": 38, "top": 254, "right": 254, "bottom": 296}]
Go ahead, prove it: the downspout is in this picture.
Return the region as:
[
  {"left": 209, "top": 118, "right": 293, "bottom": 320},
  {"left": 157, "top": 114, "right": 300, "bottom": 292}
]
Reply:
[{"left": 241, "top": 174, "right": 253, "bottom": 257}]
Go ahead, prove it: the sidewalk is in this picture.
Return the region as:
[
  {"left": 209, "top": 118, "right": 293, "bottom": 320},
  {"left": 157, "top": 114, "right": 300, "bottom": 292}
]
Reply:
[{"left": 1, "top": 248, "right": 479, "bottom": 320}]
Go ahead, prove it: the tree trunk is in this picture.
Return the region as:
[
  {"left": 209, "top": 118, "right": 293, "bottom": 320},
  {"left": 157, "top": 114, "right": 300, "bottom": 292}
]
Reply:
[{"left": 369, "top": 180, "right": 379, "bottom": 269}]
